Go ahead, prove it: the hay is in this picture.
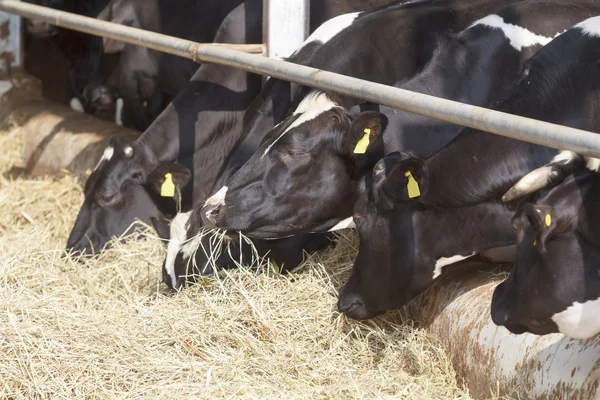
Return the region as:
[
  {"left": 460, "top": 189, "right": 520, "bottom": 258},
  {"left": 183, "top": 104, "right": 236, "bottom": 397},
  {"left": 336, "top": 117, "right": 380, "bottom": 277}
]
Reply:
[{"left": 0, "top": 126, "right": 474, "bottom": 399}]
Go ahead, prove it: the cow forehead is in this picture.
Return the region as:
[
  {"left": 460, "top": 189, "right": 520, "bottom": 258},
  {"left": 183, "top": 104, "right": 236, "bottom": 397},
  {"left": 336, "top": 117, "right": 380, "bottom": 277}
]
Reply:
[
  {"left": 262, "top": 91, "right": 340, "bottom": 157},
  {"left": 93, "top": 145, "right": 114, "bottom": 172}
]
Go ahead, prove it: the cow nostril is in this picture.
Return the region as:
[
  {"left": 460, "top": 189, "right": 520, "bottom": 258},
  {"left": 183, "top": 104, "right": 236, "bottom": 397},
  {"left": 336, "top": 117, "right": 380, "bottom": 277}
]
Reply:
[
  {"left": 204, "top": 204, "right": 222, "bottom": 225},
  {"left": 491, "top": 306, "right": 510, "bottom": 326},
  {"left": 338, "top": 291, "right": 369, "bottom": 318}
]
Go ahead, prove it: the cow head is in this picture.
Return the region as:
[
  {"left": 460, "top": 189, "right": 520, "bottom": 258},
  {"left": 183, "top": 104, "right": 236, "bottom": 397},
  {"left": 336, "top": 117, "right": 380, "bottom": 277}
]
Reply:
[
  {"left": 337, "top": 153, "right": 430, "bottom": 319},
  {"left": 492, "top": 172, "right": 600, "bottom": 339},
  {"left": 337, "top": 153, "right": 513, "bottom": 319},
  {"left": 66, "top": 135, "right": 190, "bottom": 255},
  {"left": 97, "top": 0, "right": 159, "bottom": 53},
  {"left": 23, "top": 0, "right": 66, "bottom": 37},
  {"left": 200, "top": 91, "right": 387, "bottom": 239},
  {"left": 162, "top": 209, "right": 334, "bottom": 291}
]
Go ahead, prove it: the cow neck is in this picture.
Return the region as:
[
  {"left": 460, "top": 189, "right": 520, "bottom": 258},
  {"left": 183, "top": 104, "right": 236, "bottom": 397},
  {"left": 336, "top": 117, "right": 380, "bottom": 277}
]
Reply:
[
  {"left": 415, "top": 200, "right": 516, "bottom": 258},
  {"left": 419, "top": 41, "right": 600, "bottom": 208}
]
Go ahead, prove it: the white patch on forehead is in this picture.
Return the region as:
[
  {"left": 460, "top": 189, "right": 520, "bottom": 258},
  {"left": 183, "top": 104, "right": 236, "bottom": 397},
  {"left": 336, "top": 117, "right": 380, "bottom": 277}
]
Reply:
[
  {"left": 470, "top": 14, "right": 554, "bottom": 51},
  {"left": 327, "top": 217, "right": 356, "bottom": 232},
  {"left": 164, "top": 211, "right": 191, "bottom": 289},
  {"left": 115, "top": 98, "right": 124, "bottom": 126},
  {"left": 551, "top": 298, "right": 600, "bottom": 339},
  {"left": 93, "top": 145, "right": 114, "bottom": 171},
  {"left": 302, "top": 12, "right": 360, "bottom": 46},
  {"left": 70, "top": 97, "right": 85, "bottom": 113},
  {"left": 576, "top": 16, "right": 600, "bottom": 37},
  {"left": 204, "top": 186, "right": 228, "bottom": 207},
  {"left": 262, "top": 91, "right": 340, "bottom": 157},
  {"left": 433, "top": 253, "right": 477, "bottom": 279}
]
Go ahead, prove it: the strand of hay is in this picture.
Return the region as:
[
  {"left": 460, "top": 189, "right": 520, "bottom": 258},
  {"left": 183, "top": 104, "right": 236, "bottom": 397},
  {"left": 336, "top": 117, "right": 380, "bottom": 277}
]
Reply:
[{"left": 0, "top": 126, "right": 476, "bottom": 399}]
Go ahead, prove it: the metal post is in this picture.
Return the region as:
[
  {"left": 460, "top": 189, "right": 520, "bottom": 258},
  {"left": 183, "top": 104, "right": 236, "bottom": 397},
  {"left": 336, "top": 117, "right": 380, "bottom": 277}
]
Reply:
[
  {"left": 263, "top": 0, "right": 309, "bottom": 59},
  {"left": 1, "top": 0, "right": 600, "bottom": 158},
  {"left": 0, "top": 1, "right": 22, "bottom": 76}
]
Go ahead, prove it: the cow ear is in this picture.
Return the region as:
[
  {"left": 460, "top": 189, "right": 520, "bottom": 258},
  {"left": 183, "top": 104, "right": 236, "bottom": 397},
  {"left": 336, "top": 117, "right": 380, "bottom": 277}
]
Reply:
[
  {"left": 524, "top": 204, "right": 557, "bottom": 250},
  {"left": 97, "top": 5, "right": 133, "bottom": 53},
  {"left": 344, "top": 112, "right": 387, "bottom": 156},
  {"left": 372, "top": 153, "right": 425, "bottom": 211},
  {"left": 103, "top": 38, "right": 126, "bottom": 54},
  {"left": 147, "top": 163, "right": 192, "bottom": 198}
]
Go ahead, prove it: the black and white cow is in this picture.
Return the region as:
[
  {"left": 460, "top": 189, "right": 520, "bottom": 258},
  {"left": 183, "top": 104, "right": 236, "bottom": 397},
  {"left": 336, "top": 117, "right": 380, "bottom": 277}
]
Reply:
[
  {"left": 86, "top": 0, "right": 246, "bottom": 131},
  {"left": 165, "top": 0, "right": 534, "bottom": 289},
  {"left": 66, "top": 0, "right": 264, "bottom": 254},
  {"left": 23, "top": 0, "right": 112, "bottom": 113},
  {"left": 337, "top": 15, "right": 600, "bottom": 320},
  {"left": 491, "top": 170, "right": 600, "bottom": 339},
  {"left": 200, "top": 0, "right": 578, "bottom": 238},
  {"left": 65, "top": 0, "right": 390, "bottom": 277}
]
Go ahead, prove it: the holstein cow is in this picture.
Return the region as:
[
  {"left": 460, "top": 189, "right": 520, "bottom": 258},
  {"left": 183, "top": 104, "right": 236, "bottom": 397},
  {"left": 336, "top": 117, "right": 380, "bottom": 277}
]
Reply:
[
  {"left": 66, "top": 0, "right": 264, "bottom": 255},
  {"left": 200, "top": 0, "right": 577, "bottom": 239},
  {"left": 88, "top": 0, "right": 245, "bottom": 131},
  {"left": 22, "top": 0, "right": 113, "bottom": 113},
  {"left": 65, "top": 0, "right": 390, "bottom": 285},
  {"left": 336, "top": 15, "right": 600, "bottom": 320},
  {"left": 491, "top": 170, "right": 600, "bottom": 339},
  {"left": 166, "top": 0, "right": 532, "bottom": 289}
]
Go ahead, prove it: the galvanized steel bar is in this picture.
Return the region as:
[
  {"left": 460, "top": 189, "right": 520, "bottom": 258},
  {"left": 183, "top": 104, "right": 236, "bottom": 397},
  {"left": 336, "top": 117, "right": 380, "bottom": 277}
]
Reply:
[
  {"left": 0, "top": 0, "right": 266, "bottom": 56},
  {"left": 2, "top": 0, "right": 600, "bottom": 158}
]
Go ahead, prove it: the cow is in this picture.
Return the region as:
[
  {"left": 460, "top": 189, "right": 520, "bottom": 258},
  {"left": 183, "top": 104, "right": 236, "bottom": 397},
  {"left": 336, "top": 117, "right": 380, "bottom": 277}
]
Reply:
[
  {"left": 164, "top": 0, "right": 539, "bottom": 290},
  {"left": 85, "top": 0, "right": 246, "bottom": 131},
  {"left": 66, "top": 0, "right": 265, "bottom": 255},
  {"left": 22, "top": 0, "right": 113, "bottom": 113},
  {"left": 491, "top": 170, "right": 600, "bottom": 339},
  {"left": 65, "top": 0, "right": 390, "bottom": 283},
  {"left": 335, "top": 14, "right": 600, "bottom": 320},
  {"left": 199, "top": 0, "right": 578, "bottom": 239}
]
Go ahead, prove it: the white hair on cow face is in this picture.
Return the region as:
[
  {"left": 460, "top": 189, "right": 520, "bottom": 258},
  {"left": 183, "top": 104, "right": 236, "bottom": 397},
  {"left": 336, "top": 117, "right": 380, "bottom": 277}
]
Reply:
[
  {"left": 262, "top": 91, "right": 340, "bottom": 157},
  {"left": 93, "top": 145, "right": 114, "bottom": 172},
  {"left": 164, "top": 211, "right": 191, "bottom": 289},
  {"left": 204, "top": 185, "right": 228, "bottom": 208},
  {"left": 576, "top": 15, "right": 600, "bottom": 38}
]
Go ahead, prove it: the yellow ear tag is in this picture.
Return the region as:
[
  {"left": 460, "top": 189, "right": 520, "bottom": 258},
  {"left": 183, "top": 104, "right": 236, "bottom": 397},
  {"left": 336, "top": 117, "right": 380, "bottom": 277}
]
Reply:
[
  {"left": 161, "top": 173, "right": 175, "bottom": 197},
  {"left": 545, "top": 214, "right": 552, "bottom": 227},
  {"left": 533, "top": 240, "right": 538, "bottom": 247},
  {"left": 405, "top": 171, "right": 421, "bottom": 198},
  {"left": 353, "top": 128, "right": 371, "bottom": 154}
]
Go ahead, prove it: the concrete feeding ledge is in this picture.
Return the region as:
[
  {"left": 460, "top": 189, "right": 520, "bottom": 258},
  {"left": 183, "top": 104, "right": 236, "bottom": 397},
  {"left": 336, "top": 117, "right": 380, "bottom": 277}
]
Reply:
[{"left": 408, "top": 261, "right": 600, "bottom": 399}]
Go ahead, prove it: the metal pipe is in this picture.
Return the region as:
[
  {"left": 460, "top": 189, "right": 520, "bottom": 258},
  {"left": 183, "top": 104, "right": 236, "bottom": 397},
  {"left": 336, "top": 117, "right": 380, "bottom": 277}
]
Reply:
[
  {"left": 0, "top": 1, "right": 266, "bottom": 55},
  {"left": 3, "top": 0, "right": 600, "bottom": 158}
]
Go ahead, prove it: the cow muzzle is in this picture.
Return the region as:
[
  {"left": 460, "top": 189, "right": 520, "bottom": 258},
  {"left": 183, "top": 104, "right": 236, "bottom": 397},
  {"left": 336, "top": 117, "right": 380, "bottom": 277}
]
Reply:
[
  {"left": 27, "top": 20, "right": 57, "bottom": 37},
  {"left": 201, "top": 203, "right": 223, "bottom": 227}
]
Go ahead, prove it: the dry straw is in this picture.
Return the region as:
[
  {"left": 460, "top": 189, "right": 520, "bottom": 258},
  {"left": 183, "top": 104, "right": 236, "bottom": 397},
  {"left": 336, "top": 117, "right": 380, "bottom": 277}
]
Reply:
[{"left": 0, "top": 124, "right": 473, "bottom": 399}]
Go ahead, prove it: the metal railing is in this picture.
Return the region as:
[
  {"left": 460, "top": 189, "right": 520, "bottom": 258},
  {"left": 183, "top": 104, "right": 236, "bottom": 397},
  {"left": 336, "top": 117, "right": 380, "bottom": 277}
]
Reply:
[{"left": 2, "top": 0, "right": 600, "bottom": 158}]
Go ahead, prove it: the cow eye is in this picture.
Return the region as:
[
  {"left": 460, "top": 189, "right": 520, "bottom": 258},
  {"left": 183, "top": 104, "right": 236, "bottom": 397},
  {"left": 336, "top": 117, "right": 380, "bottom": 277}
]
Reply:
[
  {"left": 131, "top": 171, "right": 143, "bottom": 182},
  {"left": 283, "top": 148, "right": 307, "bottom": 157},
  {"left": 96, "top": 191, "right": 117, "bottom": 206}
]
